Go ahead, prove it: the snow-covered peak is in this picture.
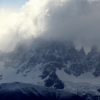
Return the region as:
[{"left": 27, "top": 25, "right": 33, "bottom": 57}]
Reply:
[{"left": 0, "top": 39, "right": 100, "bottom": 94}]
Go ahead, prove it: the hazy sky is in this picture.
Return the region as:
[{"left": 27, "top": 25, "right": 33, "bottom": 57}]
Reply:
[
  {"left": 0, "top": 0, "right": 100, "bottom": 52},
  {"left": 0, "top": 0, "right": 28, "bottom": 8}
]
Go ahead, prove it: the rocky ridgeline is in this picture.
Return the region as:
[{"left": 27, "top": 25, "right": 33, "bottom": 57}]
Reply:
[
  {"left": 0, "top": 82, "right": 100, "bottom": 100},
  {"left": 0, "top": 39, "right": 100, "bottom": 89}
]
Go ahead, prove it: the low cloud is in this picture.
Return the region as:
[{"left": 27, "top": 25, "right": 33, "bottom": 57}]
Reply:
[
  {"left": 0, "top": 0, "right": 100, "bottom": 52},
  {"left": 0, "top": 0, "right": 48, "bottom": 52},
  {"left": 42, "top": 0, "right": 100, "bottom": 52}
]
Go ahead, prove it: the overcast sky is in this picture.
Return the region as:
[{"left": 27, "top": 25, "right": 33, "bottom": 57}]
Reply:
[{"left": 0, "top": 0, "right": 100, "bottom": 53}]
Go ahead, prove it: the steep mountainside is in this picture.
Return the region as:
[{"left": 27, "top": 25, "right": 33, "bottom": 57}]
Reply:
[
  {"left": 0, "top": 39, "right": 100, "bottom": 99},
  {"left": 0, "top": 82, "right": 100, "bottom": 100}
]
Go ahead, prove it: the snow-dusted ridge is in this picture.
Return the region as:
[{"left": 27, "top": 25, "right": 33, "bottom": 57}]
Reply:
[
  {"left": 0, "top": 39, "right": 100, "bottom": 99},
  {"left": 0, "top": 82, "right": 99, "bottom": 100},
  {"left": 0, "top": 82, "right": 82, "bottom": 100}
]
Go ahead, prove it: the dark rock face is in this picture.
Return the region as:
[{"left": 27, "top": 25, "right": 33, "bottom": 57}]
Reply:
[
  {"left": 82, "top": 93, "right": 100, "bottom": 100},
  {"left": 0, "top": 91, "right": 45, "bottom": 100},
  {"left": 1, "top": 82, "right": 100, "bottom": 100},
  {"left": 44, "top": 72, "right": 64, "bottom": 89},
  {"left": 97, "top": 88, "right": 100, "bottom": 93},
  {"left": 0, "top": 82, "right": 46, "bottom": 100},
  {"left": 0, "top": 82, "right": 86, "bottom": 100},
  {"left": 0, "top": 91, "right": 85, "bottom": 100}
]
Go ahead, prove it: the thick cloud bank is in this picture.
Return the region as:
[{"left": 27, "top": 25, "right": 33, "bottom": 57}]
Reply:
[
  {"left": 42, "top": 0, "right": 100, "bottom": 52},
  {"left": 0, "top": 0, "right": 48, "bottom": 51},
  {"left": 0, "top": 0, "right": 100, "bottom": 52}
]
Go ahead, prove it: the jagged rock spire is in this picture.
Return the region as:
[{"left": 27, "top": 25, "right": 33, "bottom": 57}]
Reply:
[
  {"left": 91, "top": 45, "right": 97, "bottom": 52},
  {"left": 80, "top": 47, "right": 85, "bottom": 55}
]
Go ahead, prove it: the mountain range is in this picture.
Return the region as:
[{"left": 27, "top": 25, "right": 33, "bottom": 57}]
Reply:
[{"left": 0, "top": 38, "right": 100, "bottom": 100}]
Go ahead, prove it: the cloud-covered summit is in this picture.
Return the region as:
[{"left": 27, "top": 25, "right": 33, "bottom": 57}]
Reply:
[
  {"left": 0, "top": 0, "right": 100, "bottom": 52},
  {"left": 42, "top": 0, "right": 100, "bottom": 52}
]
